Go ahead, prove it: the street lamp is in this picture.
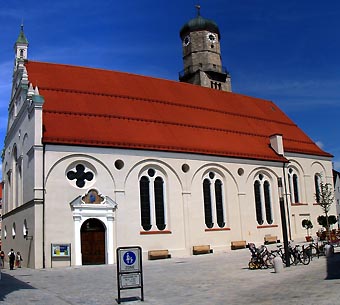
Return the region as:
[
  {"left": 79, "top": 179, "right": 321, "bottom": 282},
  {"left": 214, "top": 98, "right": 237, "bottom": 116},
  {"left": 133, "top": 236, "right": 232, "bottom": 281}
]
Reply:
[{"left": 278, "top": 177, "right": 290, "bottom": 267}]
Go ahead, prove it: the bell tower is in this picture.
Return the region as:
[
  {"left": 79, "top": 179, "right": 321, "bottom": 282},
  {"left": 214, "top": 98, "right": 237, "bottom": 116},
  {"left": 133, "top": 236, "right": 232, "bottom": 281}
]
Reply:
[{"left": 179, "top": 6, "right": 231, "bottom": 92}]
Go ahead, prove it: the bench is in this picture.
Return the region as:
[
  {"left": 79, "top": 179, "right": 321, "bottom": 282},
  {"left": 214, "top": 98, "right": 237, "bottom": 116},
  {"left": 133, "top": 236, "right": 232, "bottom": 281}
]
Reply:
[
  {"left": 148, "top": 249, "right": 171, "bottom": 260},
  {"left": 193, "top": 245, "right": 213, "bottom": 255},
  {"left": 231, "top": 240, "right": 246, "bottom": 250},
  {"left": 264, "top": 235, "right": 278, "bottom": 245}
]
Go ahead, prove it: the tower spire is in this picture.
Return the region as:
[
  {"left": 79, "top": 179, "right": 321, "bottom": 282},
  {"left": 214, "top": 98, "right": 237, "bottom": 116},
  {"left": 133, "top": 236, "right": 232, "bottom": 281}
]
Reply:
[
  {"left": 195, "top": 4, "right": 201, "bottom": 16},
  {"left": 14, "top": 23, "right": 29, "bottom": 70}
]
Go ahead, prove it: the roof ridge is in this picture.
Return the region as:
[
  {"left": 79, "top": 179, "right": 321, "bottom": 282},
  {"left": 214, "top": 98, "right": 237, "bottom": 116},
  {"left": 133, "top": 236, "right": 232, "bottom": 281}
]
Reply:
[{"left": 40, "top": 86, "right": 296, "bottom": 127}]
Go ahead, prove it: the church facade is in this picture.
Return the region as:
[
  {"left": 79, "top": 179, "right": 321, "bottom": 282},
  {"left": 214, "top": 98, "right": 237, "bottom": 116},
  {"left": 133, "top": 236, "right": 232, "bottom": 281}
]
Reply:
[{"left": 1, "top": 13, "right": 335, "bottom": 268}]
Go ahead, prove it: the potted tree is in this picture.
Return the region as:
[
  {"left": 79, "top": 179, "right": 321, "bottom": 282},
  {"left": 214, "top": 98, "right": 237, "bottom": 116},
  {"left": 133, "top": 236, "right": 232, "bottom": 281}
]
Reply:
[
  {"left": 302, "top": 219, "right": 313, "bottom": 242},
  {"left": 317, "top": 215, "right": 337, "bottom": 241},
  {"left": 315, "top": 176, "right": 335, "bottom": 241}
]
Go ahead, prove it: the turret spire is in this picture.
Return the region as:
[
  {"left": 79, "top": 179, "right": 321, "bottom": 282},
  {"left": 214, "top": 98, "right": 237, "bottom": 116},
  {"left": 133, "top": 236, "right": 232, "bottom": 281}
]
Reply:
[
  {"left": 195, "top": 4, "right": 201, "bottom": 16},
  {"left": 14, "top": 23, "right": 29, "bottom": 70}
]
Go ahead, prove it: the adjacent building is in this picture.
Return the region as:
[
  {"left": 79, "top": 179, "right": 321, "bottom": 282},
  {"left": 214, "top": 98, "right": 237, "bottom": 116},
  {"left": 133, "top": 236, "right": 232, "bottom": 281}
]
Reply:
[
  {"left": 0, "top": 182, "right": 2, "bottom": 250},
  {"left": 1, "top": 12, "right": 335, "bottom": 268},
  {"left": 333, "top": 170, "right": 340, "bottom": 227}
]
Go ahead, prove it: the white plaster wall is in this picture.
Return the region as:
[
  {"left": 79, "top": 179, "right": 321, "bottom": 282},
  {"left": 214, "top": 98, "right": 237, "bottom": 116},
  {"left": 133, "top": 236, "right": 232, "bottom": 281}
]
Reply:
[{"left": 42, "top": 144, "right": 333, "bottom": 265}]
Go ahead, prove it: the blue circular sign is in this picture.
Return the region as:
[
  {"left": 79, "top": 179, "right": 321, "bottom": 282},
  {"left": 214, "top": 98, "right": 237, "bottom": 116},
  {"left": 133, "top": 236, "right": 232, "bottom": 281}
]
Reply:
[{"left": 123, "top": 251, "right": 136, "bottom": 265}]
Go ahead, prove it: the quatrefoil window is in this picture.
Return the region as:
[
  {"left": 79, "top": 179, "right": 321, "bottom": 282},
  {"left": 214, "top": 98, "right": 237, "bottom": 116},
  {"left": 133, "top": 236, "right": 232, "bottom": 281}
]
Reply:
[{"left": 67, "top": 164, "right": 94, "bottom": 188}]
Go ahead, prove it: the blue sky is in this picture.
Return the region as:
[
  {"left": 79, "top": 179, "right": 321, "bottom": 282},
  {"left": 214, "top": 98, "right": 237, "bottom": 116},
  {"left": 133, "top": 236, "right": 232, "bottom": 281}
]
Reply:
[{"left": 1, "top": 0, "right": 340, "bottom": 179}]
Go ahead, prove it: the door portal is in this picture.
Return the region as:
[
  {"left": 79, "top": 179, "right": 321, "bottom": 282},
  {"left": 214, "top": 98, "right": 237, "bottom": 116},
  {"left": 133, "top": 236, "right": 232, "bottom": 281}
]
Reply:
[{"left": 81, "top": 218, "right": 106, "bottom": 265}]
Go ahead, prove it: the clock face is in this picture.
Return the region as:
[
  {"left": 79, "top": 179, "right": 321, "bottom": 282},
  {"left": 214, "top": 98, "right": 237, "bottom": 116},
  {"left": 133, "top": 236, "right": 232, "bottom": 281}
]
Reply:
[
  {"left": 207, "top": 33, "right": 217, "bottom": 43},
  {"left": 183, "top": 35, "right": 191, "bottom": 46}
]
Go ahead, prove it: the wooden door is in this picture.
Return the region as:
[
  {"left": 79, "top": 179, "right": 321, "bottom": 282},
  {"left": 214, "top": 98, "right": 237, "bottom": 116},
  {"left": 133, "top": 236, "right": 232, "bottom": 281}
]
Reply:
[{"left": 81, "top": 219, "right": 106, "bottom": 265}]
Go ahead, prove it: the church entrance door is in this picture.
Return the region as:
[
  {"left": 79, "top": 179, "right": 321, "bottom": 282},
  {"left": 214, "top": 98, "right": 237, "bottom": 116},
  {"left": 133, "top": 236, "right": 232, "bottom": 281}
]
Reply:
[{"left": 81, "top": 218, "right": 106, "bottom": 265}]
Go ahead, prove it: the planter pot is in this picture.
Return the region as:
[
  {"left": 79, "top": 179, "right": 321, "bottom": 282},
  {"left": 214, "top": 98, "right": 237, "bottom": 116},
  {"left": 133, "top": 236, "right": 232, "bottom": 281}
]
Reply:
[{"left": 305, "top": 236, "right": 312, "bottom": 242}]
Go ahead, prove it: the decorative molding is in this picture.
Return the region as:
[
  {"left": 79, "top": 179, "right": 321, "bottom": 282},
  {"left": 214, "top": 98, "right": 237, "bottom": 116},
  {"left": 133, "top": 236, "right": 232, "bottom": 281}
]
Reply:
[
  {"left": 256, "top": 224, "right": 278, "bottom": 229},
  {"left": 205, "top": 227, "right": 231, "bottom": 232},
  {"left": 140, "top": 230, "right": 172, "bottom": 235}
]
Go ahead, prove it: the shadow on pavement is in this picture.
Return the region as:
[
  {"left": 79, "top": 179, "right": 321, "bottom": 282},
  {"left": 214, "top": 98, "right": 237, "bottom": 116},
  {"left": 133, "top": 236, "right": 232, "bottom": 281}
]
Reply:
[
  {"left": 326, "top": 252, "right": 340, "bottom": 280},
  {"left": 0, "top": 270, "right": 35, "bottom": 301}
]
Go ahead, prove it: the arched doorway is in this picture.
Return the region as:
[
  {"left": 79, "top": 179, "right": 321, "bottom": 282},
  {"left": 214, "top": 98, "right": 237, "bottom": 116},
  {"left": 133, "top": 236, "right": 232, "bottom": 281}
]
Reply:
[{"left": 81, "top": 218, "right": 106, "bottom": 265}]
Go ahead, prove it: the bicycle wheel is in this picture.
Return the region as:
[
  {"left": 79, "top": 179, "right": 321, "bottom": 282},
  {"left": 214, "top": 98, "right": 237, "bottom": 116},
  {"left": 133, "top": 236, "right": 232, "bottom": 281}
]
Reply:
[
  {"left": 282, "top": 252, "right": 294, "bottom": 266},
  {"left": 300, "top": 251, "right": 310, "bottom": 265},
  {"left": 306, "top": 245, "right": 319, "bottom": 260},
  {"left": 249, "top": 258, "right": 260, "bottom": 270},
  {"left": 248, "top": 261, "right": 257, "bottom": 270},
  {"left": 264, "top": 253, "right": 275, "bottom": 268}
]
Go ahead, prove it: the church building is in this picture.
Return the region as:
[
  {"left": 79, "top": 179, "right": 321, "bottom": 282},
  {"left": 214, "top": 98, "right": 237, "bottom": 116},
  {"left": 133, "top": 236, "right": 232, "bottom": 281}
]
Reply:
[{"left": 1, "top": 10, "right": 335, "bottom": 268}]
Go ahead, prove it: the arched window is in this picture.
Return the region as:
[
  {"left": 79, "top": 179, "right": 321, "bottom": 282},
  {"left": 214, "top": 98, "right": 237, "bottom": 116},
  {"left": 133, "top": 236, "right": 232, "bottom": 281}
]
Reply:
[
  {"left": 254, "top": 174, "right": 273, "bottom": 225},
  {"left": 254, "top": 181, "right": 263, "bottom": 225},
  {"left": 288, "top": 168, "right": 300, "bottom": 203},
  {"left": 264, "top": 181, "right": 273, "bottom": 224},
  {"left": 139, "top": 168, "right": 166, "bottom": 231},
  {"left": 139, "top": 176, "right": 151, "bottom": 231},
  {"left": 203, "top": 179, "right": 213, "bottom": 228},
  {"left": 314, "top": 174, "right": 321, "bottom": 203},
  {"left": 202, "top": 171, "right": 226, "bottom": 228}
]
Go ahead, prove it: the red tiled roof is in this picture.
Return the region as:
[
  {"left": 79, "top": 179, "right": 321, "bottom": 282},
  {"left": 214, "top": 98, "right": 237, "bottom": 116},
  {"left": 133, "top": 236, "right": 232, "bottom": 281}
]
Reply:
[{"left": 25, "top": 61, "right": 332, "bottom": 162}]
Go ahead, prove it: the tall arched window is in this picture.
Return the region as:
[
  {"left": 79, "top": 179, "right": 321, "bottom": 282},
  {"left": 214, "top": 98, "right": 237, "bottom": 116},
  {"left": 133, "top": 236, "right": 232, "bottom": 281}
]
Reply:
[
  {"left": 139, "top": 176, "right": 151, "bottom": 231},
  {"left": 139, "top": 168, "right": 166, "bottom": 231},
  {"left": 254, "top": 174, "right": 273, "bottom": 225},
  {"left": 202, "top": 171, "right": 226, "bottom": 229},
  {"left": 314, "top": 174, "right": 321, "bottom": 203},
  {"left": 11, "top": 146, "right": 18, "bottom": 210},
  {"left": 288, "top": 168, "right": 300, "bottom": 203}
]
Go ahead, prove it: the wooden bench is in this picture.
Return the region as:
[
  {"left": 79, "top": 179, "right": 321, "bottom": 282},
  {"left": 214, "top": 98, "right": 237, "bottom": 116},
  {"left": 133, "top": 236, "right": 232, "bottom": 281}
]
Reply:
[
  {"left": 264, "top": 235, "right": 278, "bottom": 245},
  {"left": 193, "top": 245, "right": 213, "bottom": 255},
  {"left": 148, "top": 249, "right": 171, "bottom": 260},
  {"left": 231, "top": 240, "right": 246, "bottom": 250}
]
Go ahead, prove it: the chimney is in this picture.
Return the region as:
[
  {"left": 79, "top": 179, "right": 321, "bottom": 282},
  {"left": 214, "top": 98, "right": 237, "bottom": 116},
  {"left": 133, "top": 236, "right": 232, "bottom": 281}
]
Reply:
[{"left": 270, "top": 134, "right": 284, "bottom": 156}]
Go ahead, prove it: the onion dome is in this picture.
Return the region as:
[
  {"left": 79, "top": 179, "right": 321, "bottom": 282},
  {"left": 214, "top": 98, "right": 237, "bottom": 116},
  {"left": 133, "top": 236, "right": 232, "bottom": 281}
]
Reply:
[{"left": 180, "top": 14, "right": 220, "bottom": 40}]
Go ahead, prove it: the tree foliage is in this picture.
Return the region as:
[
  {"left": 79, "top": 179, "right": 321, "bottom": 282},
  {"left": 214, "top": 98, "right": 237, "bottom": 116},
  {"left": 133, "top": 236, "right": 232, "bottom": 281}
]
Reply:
[
  {"left": 301, "top": 219, "right": 313, "bottom": 236},
  {"left": 316, "top": 179, "right": 334, "bottom": 215},
  {"left": 315, "top": 176, "right": 335, "bottom": 240},
  {"left": 317, "top": 215, "right": 337, "bottom": 228}
]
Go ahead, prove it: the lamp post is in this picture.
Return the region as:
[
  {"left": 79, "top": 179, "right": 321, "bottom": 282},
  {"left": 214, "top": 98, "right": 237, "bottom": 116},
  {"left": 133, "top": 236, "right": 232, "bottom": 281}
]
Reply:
[{"left": 278, "top": 177, "right": 290, "bottom": 267}]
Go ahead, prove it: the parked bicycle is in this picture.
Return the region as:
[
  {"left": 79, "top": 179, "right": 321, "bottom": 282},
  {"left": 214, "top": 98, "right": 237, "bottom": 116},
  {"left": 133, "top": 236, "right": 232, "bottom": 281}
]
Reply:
[
  {"left": 248, "top": 243, "right": 273, "bottom": 269},
  {"left": 270, "top": 244, "right": 291, "bottom": 266},
  {"left": 289, "top": 244, "right": 310, "bottom": 265},
  {"left": 304, "top": 239, "right": 322, "bottom": 260}
]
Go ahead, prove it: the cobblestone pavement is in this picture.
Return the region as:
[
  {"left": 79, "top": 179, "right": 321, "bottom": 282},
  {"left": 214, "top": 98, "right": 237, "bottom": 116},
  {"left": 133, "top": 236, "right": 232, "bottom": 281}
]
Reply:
[{"left": 1, "top": 247, "right": 340, "bottom": 305}]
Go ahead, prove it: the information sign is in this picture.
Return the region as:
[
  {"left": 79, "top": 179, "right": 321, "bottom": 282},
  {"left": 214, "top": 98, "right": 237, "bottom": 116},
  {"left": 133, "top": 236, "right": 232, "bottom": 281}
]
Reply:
[
  {"left": 116, "top": 246, "right": 144, "bottom": 303},
  {"left": 52, "top": 244, "right": 71, "bottom": 257}
]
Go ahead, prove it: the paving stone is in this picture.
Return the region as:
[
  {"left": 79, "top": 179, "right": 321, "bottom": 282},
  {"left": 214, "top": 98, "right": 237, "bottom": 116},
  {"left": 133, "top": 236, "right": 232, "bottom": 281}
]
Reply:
[{"left": 0, "top": 248, "right": 340, "bottom": 305}]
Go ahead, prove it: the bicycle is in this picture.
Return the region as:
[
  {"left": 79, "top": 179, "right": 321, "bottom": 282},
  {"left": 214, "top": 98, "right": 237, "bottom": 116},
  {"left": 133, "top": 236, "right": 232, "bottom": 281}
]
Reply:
[
  {"left": 290, "top": 244, "right": 310, "bottom": 265},
  {"left": 304, "top": 239, "right": 322, "bottom": 260},
  {"left": 269, "top": 244, "right": 294, "bottom": 266},
  {"left": 248, "top": 243, "right": 273, "bottom": 269}
]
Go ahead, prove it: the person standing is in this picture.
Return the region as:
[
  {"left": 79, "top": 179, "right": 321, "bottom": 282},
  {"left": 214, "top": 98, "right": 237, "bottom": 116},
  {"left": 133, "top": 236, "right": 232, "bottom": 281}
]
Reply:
[
  {"left": 15, "top": 252, "right": 22, "bottom": 268},
  {"left": 8, "top": 249, "right": 15, "bottom": 270},
  {"left": 0, "top": 251, "right": 5, "bottom": 268}
]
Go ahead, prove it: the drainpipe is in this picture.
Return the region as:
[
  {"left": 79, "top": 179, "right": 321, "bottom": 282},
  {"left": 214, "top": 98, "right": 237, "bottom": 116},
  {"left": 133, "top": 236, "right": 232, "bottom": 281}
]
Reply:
[
  {"left": 282, "top": 163, "right": 292, "bottom": 240},
  {"left": 42, "top": 143, "right": 46, "bottom": 268}
]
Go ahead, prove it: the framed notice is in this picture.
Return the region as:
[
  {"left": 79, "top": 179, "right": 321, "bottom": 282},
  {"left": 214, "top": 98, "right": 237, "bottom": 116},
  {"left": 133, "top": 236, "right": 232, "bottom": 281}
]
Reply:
[{"left": 51, "top": 244, "right": 71, "bottom": 257}]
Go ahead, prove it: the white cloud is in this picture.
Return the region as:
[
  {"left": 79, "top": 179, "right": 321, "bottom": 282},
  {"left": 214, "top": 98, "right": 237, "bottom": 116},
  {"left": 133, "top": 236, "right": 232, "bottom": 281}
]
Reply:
[{"left": 315, "top": 141, "right": 324, "bottom": 149}]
